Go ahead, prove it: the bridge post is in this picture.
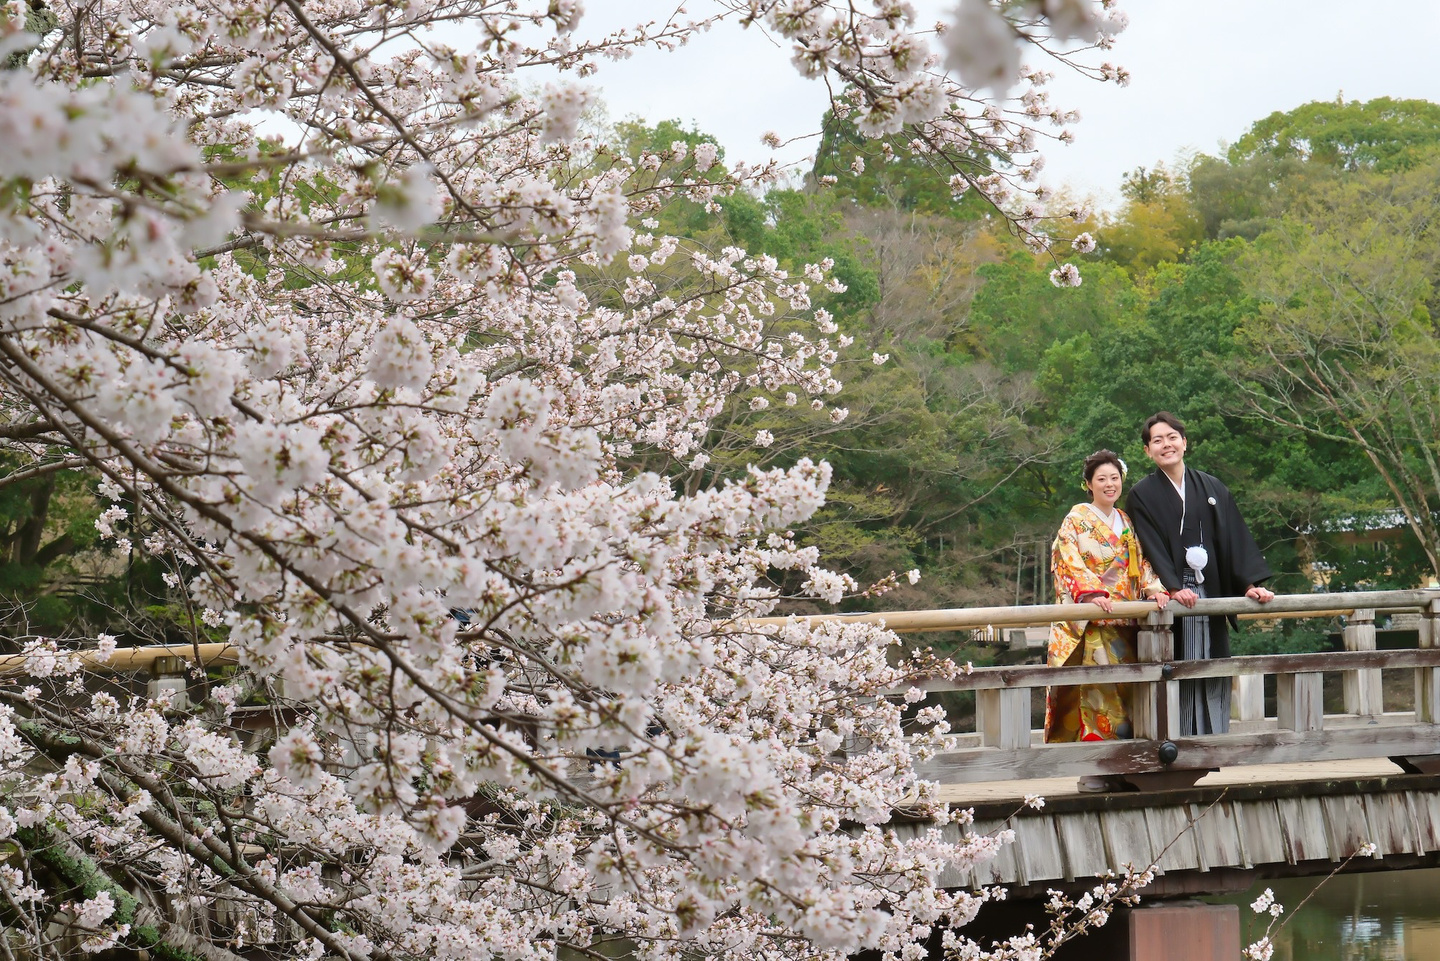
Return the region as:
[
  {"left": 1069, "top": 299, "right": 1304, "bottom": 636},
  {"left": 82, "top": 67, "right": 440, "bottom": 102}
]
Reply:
[
  {"left": 1277, "top": 672, "right": 1323, "bottom": 732},
  {"left": 147, "top": 655, "right": 190, "bottom": 711},
  {"left": 1133, "top": 609, "right": 1177, "bottom": 741},
  {"left": 1232, "top": 674, "right": 1264, "bottom": 722},
  {"left": 1393, "top": 599, "right": 1440, "bottom": 774},
  {"left": 978, "top": 687, "right": 1032, "bottom": 750},
  {"left": 1342, "top": 608, "right": 1382, "bottom": 716},
  {"left": 1126, "top": 902, "right": 1240, "bottom": 961},
  {"left": 1418, "top": 599, "right": 1440, "bottom": 724}
]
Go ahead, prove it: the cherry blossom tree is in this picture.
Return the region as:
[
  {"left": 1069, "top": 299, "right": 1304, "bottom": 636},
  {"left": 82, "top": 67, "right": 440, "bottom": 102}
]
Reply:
[{"left": 0, "top": 1, "right": 1125, "bottom": 957}]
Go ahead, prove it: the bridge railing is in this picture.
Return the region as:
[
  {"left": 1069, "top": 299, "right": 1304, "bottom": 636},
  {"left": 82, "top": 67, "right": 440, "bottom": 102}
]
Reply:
[
  {"left": 755, "top": 588, "right": 1440, "bottom": 784},
  {"left": 7, "top": 590, "right": 1439, "bottom": 786}
]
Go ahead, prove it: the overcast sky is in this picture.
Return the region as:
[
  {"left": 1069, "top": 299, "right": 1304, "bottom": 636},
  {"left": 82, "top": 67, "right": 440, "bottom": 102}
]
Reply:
[{"left": 574, "top": 0, "right": 1440, "bottom": 209}]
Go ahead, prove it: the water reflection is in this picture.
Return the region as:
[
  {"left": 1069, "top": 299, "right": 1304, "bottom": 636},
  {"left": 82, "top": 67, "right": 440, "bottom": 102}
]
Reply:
[{"left": 1209, "top": 868, "right": 1440, "bottom": 960}]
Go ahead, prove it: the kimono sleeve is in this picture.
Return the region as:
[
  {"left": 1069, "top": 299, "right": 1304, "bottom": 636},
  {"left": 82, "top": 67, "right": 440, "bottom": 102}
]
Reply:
[
  {"left": 1052, "top": 512, "right": 1107, "bottom": 599},
  {"left": 1213, "top": 479, "right": 1273, "bottom": 592},
  {"left": 1126, "top": 484, "right": 1183, "bottom": 592},
  {"left": 1137, "top": 551, "right": 1165, "bottom": 597}
]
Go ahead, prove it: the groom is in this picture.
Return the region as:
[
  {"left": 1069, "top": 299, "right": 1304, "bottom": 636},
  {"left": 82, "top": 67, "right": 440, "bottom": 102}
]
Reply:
[{"left": 1125, "top": 412, "right": 1274, "bottom": 735}]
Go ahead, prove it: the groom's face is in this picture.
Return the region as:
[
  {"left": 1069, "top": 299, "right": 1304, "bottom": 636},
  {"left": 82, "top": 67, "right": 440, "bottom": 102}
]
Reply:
[{"left": 1144, "top": 423, "right": 1187, "bottom": 470}]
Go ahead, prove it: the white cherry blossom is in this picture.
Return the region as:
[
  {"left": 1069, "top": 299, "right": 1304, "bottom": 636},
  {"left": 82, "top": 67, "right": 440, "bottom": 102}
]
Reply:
[{"left": 0, "top": 1, "right": 1124, "bottom": 957}]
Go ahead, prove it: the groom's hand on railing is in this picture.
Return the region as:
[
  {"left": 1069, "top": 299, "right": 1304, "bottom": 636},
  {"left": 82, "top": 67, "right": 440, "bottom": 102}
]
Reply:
[
  {"left": 1173, "top": 588, "right": 1200, "bottom": 608},
  {"left": 1245, "top": 585, "right": 1275, "bottom": 603}
]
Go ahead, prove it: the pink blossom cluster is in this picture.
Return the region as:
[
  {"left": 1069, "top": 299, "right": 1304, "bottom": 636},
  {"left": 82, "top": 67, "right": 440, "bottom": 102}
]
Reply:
[{"left": 0, "top": 1, "right": 1121, "bottom": 957}]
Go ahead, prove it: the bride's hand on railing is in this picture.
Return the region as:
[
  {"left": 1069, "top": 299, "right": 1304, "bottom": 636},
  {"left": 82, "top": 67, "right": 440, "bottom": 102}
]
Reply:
[
  {"left": 1081, "top": 591, "right": 1114, "bottom": 614},
  {"left": 1150, "top": 591, "right": 1170, "bottom": 610}
]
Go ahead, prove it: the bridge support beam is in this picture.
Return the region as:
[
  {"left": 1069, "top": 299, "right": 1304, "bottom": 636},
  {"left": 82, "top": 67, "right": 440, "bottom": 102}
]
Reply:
[{"left": 1126, "top": 902, "right": 1240, "bottom": 961}]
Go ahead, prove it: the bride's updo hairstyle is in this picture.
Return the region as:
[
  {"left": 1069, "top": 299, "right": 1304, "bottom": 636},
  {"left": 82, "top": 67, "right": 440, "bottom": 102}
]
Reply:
[{"left": 1081, "top": 449, "right": 1127, "bottom": 491}]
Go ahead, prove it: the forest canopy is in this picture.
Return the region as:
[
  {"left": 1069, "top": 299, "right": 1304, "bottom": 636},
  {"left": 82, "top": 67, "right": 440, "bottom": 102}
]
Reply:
[{"left": 695, "top": 95, "right": 1440, "bottom": 619}]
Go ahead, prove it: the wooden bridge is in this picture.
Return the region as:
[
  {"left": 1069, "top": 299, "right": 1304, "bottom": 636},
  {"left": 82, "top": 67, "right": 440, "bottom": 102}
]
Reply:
[
  {"left": 759, "top": 588, "right": 1440, "bottom": 960},
  {"left": 11, "top": 589, "right": 1440, "bottom": 960}
]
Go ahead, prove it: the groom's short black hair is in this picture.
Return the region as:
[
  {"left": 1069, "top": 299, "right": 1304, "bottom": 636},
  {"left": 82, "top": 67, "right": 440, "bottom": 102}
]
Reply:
[{"left": 1141, "top": 411, "right": 1187, "bottom": 445}]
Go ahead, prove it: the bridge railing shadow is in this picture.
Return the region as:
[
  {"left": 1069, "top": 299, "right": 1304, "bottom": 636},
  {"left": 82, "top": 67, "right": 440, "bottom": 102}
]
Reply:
[{"left": 753, "top": 588, "right": 1440, "bottom": 785}]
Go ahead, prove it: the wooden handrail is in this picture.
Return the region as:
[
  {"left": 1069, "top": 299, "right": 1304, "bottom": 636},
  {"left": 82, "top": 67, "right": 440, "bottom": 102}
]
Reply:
[
  {"left": 0, "top": 642, "right": 237, "bottom": 677},
  {"left": 2, "top": 589, "right": 1435, "bottom": 677},
  {"left": 745, "top": 588, "right": 1440, "bottom": 634}
]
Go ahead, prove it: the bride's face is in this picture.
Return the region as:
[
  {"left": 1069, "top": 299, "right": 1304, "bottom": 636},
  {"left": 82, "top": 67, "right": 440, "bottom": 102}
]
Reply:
[{"left": 1089, "top": 463, "right": 1123, "bottom": 509}]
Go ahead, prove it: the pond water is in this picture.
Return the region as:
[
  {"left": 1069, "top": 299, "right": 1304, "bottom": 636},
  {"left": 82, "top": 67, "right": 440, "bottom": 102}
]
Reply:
[{"left": 1209, "top": 868, "right": 1440, "bottom": 960}]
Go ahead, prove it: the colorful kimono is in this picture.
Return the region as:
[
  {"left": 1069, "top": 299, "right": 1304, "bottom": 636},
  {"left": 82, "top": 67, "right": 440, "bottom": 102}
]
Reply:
[{"left": 1044, "top": 504, "right": 1164, "bottom": 743}]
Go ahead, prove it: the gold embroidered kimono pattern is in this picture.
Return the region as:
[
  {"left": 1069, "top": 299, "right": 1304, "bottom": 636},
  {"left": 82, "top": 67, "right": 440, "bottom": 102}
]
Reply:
[{"left": 1044, "top": 504, "right": 1164, "bottom": 743}]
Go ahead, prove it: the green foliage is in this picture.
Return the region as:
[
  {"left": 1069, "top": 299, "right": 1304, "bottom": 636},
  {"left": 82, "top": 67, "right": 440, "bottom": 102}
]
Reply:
[
  {"left": 806, "top": 489, "right": 923, "bottom": 580},
  {"left": 1187, "top": 97, "right": 1440, "bottom": 243},
  {"left": 0, "top": 461, "right": 106, "bottom": 632},
  {"left": 3, "top": 2, "right": 57, "bottom": 69},
  {"left": 1230, "top": 618, "right": 1334, "bottom": 657},
  {"left": 0, "top": 456, "right": 221, "bottom": 648},
  {"left": 997, "top": 235, "right": 1388, "bottom": 599},
  {"left": 1233, "top": 157, "right": 1440, "bottom": 577},
  {"left": 1229, "top": 96, "right": 1440, "bottom": 172},
  {"left": 1313, "top": 529, "right": 1433, "bottom": 593},
  {"left": 607, "top": 118, "right": 729, "bottom": 239},
  {"left": 628, "top": 92, "right": 1440, "bottom": 628},
  {"left": 722, "top": 188, "right": 881, "bottom": 315},
  {"left": 1101, "top": 163, "right": 1204, "bottom": 272},
  {"left": 613, "top": 118, "right": 723, "bottom": 164},
  {"left": 965, "top": 251, "right": 1139, "bottom": 372},
  {"left": 1187, "top": 152, "right": 1316, "bottom": 241},
  {"left": 1119, "top": 164, "right": 1184, "bottom": 204},
  {"left": 812, "top": 110, "right": 994, "bottom": 219}
]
